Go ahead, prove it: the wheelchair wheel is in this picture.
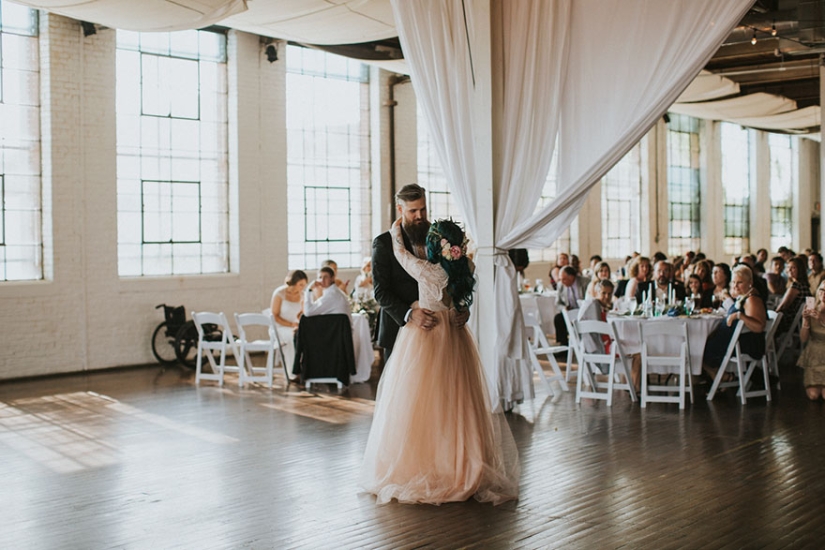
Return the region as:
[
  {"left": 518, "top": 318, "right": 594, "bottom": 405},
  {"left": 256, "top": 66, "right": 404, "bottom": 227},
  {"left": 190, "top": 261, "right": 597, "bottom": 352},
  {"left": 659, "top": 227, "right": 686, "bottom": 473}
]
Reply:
[{"left": 151, "top": 322, "right": 179, "bottom": 365}]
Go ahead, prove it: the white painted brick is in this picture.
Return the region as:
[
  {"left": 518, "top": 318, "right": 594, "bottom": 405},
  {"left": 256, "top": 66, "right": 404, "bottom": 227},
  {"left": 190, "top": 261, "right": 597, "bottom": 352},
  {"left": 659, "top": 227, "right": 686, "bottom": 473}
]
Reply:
[{"left": 0, "top": 18, "right": 294, "bottom": 380}]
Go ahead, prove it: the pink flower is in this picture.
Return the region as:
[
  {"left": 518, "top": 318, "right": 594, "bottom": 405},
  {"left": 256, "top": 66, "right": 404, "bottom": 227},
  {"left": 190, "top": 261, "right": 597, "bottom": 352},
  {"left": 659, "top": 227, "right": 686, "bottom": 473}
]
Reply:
[
  {"left": 440, "top": 238, "right": 448, "bottom": 247},
  {"left": 450, "top": 245, "right": 462, "bottom": 259}
]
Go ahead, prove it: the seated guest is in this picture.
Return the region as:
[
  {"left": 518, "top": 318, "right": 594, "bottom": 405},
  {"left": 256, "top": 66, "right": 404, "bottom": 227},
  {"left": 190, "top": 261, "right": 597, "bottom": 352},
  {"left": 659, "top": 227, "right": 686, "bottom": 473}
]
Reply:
[
  {"left": 672, "top": 256, "right": 685, "bottom": 282},
  {"left": 353, "top": 256, "right": 374, "bottom": 302},
  {"left": 808, "top": 252, "right": 825, "bottom": 292},
  {"left": 799, "top": 280, "right": 825, "bottom": 401},
  {"left": 586, "top": 261, "right": 612, "bottom": 299},
  {"left": 553, "top": 266, "right": 590, "bottom": 346},
  {"left": 693, "top": 259, "right": 714, "bottom": 294},
  {"left": 775, "top": 256, "right": 812, "bottom": 336},
  {"left": 585, "top": 254, "right": 603, "bottom": 277},
  {"left": 652, "top": 251, "right": 667, "bottom": 264},
  {"left": 765, "top": 256, "right": 787, "bottom": 296},
  {"left": 271, "top": 270, "right": 308, "bottom": 379},
  {"left": 508, "top": 248, "right": 530, "bottom": 289},
  {"left": 549, "top": 252, "right": 570, "bottom": 289},
  {"left": 579, "top": 279, "right": 641, "bottom": 392},
  {"left": 737, "top": 255, "right": 769, "bottom": 301},
  {"left": 304, "top": 267, "right": 352, "bottom": 317},
  {"left": 754, "top": 248, "right": 768, "bottom": 275},
  {"left": 624, "top": 256, "right": 652, "bottom": 302},
  {"left": 321, "top": 259, "right": 349, "bottom": 295},
  {"left": 570, "top": 254, "right": 582, "bottom": 275},
  {"left": 711, "top": 263, "right": 732, "bottom": 309},
  {"left": 687, "top": 273, "right": 713, "bottom": 309},
  {"left": 778, "top": 246, "right": 794, "bottom": 264},
  {"left": 634, "top": 261, "right": 685, "bottom": 304},
  {"left": 703, "top": 265, "right": 767, "bottom": 382}
]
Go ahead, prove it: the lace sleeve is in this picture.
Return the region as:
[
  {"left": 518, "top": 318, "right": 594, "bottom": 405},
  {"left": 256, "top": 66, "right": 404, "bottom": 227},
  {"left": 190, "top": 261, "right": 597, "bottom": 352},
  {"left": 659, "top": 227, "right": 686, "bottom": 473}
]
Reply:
[{"left": 390, "top": 224, "right": 448, "bottom": 287}]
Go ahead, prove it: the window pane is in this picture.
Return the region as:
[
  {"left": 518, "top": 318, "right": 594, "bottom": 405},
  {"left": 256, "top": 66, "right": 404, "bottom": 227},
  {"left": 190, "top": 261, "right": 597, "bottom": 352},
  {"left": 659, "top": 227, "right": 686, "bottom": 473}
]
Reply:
[
  {"left": 1, "top": 5, "right": 42, "bottom": 282},
  {"left": 528, "top": 144, "right": 578, "bottom": 263},
  {"left": 769, "top": 133, "right": 794, "bottom": 251},
  {"left": 116, "top": 29, "right": 229, "bottom": 276},
  {"left": 666, "top": 113, "right": 701, "bottom": 255},
  {"left": 286, "top": 45, "right": 370, "bottom": 270},
  {"left": 601, "top": 141, "right": 642, "bottom": 259},
  {"left": 720, "top": 123, "right": 750, "bottom": 255}
]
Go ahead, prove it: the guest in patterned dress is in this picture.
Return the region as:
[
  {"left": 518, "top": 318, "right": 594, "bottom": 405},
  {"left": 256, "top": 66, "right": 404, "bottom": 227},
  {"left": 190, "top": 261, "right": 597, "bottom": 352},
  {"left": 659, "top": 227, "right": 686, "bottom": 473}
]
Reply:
[{"left": 798, "top": 280, "right": 825, "bottom": 401}]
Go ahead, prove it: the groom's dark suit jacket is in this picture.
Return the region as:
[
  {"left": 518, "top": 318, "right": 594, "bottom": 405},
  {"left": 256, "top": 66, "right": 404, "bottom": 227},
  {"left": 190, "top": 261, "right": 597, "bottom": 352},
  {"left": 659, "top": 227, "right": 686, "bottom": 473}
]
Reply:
[{"left": 372, "top": 229, "right": 419, "bottom": 352}]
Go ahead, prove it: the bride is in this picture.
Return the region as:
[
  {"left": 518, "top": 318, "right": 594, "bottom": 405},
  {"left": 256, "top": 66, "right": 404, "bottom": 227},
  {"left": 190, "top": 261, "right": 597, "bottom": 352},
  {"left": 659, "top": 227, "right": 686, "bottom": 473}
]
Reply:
[{"left": 359, "top": 218, "right": 520, "bottom": 505}]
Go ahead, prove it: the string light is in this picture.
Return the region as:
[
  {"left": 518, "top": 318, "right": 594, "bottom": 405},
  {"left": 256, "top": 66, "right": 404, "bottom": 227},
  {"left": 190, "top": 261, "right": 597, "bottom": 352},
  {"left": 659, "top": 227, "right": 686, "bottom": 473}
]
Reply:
[
  {"left": 751, "top": 30, "right": 757, "bottom": 45},
  {"left": 771, "top": 21, "right": 777, "bottom": 36}
]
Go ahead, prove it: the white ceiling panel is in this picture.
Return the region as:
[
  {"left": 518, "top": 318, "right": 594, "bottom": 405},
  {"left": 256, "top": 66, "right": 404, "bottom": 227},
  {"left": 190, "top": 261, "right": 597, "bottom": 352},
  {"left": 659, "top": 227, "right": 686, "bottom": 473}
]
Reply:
[
  {"left": 222, "top": 0, "right": 396, "bottom": 44},
  {"left": 13, "top": 0, "right": 248, "bottom": 32}
]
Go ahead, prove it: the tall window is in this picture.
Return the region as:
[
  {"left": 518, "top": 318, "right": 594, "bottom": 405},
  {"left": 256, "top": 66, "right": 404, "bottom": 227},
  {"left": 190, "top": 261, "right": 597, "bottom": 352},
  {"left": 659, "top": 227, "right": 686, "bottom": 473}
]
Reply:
[
  {"left": 286, "top": 45, "right": 370, "bottom": 270},
  {"left": 116, "top": 30, "right": 229, "bottom": 277},
  {"left": 0, "top": 2, "right": 41, "bottom": 281},
  {"left": 601, "top": 141, "right": 642, "bottom": 259},
  {"left": 531, "top": 145, "right": 577, "bottom": 263},
  {"left": 667, "top": 114, "right": 701, "bottom": 255},
  {"left": 417, "top": 103, "right": 459, "bottom": 221},
  {"left": 720, "top": 123, "right": 750, "bottom": 256},
  {"left": 769, "top": 133, "right": 794, "bottom": 252}
]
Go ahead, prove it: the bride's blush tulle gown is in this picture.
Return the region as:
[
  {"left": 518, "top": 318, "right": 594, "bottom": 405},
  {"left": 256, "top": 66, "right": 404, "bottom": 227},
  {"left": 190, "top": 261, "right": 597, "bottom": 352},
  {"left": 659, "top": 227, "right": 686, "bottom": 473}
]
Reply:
[{"left": 359, "top": 224, "right": 520, "bottom": 505}]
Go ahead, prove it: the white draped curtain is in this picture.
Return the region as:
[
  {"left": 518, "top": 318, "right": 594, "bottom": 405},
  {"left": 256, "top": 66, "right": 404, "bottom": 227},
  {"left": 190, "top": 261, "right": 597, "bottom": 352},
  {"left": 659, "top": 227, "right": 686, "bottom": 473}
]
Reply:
[{"left": 392, "top": 0, "right": 754, "bottom": 407}]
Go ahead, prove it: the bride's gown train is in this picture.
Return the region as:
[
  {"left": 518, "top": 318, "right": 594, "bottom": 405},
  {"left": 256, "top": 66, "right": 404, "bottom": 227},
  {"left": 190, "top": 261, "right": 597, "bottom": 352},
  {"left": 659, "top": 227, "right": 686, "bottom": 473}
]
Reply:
[{"left": 359, "top": 225, "right": 520, "bottom": 505}]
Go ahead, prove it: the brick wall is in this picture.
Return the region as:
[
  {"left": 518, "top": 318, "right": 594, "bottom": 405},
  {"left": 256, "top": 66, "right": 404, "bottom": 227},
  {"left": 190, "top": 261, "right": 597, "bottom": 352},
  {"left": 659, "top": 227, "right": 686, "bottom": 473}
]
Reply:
[{"left": 0, "top": 17, "right": 293, "bottom": 379}]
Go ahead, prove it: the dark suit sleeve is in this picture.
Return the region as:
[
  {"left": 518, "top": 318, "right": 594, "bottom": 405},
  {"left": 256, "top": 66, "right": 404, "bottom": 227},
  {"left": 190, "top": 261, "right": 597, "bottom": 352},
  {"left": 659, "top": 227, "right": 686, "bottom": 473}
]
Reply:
[{"left": 372, "top": 233, "right": 411, "bottom": 327}]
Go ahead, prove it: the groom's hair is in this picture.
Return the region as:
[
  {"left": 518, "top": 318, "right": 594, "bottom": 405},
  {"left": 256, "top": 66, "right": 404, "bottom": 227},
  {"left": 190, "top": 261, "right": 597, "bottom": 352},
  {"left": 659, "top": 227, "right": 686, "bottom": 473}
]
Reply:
[{"left": 395, "top": 183, "right": 426, "bottom": 204}]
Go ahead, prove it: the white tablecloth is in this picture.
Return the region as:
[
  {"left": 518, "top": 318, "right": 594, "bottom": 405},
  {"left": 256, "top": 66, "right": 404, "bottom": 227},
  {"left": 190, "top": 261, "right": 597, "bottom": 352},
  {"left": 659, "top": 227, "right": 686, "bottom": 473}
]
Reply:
[
  {"left": 607, "top": 315, "right": 723, "bottom": 375},
  {"left": 351, "top": 313, "right": 373, "bottom": 383},
  {"left": 519, "top": 293, "right": 558, "bottom": 336}
]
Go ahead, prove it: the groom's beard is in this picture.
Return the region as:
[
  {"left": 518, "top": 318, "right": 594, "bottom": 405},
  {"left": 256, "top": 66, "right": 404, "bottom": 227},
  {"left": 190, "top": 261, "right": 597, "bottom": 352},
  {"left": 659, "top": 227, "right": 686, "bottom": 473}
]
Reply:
[{"left": 402, "top": 219, "right": 431, "bottom": 249}]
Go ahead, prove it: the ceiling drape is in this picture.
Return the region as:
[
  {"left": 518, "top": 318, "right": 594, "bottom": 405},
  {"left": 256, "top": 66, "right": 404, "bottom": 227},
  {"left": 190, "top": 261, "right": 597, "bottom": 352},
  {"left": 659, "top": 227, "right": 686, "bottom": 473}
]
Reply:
[{"left": 392, "top": 0, "right": 755, "bottom": 406}]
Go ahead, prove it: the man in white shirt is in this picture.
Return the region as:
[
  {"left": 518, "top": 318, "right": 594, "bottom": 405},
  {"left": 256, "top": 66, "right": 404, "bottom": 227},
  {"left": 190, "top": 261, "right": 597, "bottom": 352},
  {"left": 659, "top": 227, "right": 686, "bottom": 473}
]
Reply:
[
  {"left": 304, "top": 267, "right": 351, "bottom": 317},
  {"left": 553, "top": 266, "right": 590, "bottom": 345}
]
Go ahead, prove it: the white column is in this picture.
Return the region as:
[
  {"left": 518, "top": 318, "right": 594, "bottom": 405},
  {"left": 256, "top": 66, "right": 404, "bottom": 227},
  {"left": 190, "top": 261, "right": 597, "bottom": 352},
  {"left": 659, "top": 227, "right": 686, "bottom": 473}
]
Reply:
[
  {"left": 466, "top": 1, "right": 498, "bottom": 384},
  {"left": 370, "top": 67, "right": 395, "bottom": 234},
  {"left": 753, "top": 130, "right": 772, "bottom": 251},
  {"left": 577, "top": 183, "right": 602, "bottom": 260},
  {"left": 701, "top": 120, "right": 724, "bottom": 260},
  {"left": 820, "top": 59, "right": 825, "bottom": 252},
  {"left": 796, "top": 138, "right": 815, "bottom": 251}
]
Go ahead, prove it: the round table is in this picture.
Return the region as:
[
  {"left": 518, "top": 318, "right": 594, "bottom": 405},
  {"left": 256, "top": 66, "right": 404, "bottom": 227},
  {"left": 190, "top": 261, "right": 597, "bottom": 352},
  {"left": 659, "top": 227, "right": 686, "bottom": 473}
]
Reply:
[{"left": 607, "top": 314, "right": 723, "bottom": 375}]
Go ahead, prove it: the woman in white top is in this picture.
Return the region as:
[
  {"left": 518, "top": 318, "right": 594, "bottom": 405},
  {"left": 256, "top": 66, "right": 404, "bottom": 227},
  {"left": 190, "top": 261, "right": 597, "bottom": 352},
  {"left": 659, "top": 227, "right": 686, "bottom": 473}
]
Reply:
[
  {"left": 353, "top": 256, "right": 374, "bottom": 302},
  {"left": 270, "top": 270, "right": 308, "bottom": 379},
  {"left": 586, "top": 261, "right": 612, "bottom": 298}
]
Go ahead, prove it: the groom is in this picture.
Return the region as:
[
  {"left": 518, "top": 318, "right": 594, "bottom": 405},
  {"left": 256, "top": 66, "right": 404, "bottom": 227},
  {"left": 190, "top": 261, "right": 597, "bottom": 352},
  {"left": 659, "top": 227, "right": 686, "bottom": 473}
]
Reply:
[{"left": 372, "top": 183, "right": 469, "bottom": 359}]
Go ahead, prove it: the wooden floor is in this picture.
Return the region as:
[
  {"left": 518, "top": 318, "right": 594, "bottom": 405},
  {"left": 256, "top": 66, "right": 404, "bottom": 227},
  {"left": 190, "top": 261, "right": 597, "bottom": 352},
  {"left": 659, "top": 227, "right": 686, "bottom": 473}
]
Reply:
[{"left": 1, "top": 355, "right": 824, "bottom": 549}]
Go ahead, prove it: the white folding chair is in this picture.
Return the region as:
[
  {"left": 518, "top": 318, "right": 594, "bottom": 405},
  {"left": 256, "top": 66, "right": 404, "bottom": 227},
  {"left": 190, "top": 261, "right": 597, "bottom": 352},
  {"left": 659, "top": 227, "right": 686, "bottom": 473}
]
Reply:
[
  {"left": 560, "top": 308, "right": 581, "bottom": 383},
  {"left": 765, "top": 311, "right": 783, "bottom": 389},
  {"left": 234, "top": 312, "right": 283, "bottom": 389},
  {"left": 261, "top": 309, "right": 294, "bottom": 384},
  {"left": 192, "top": 311, "right": 239, "bottom": 386},
  {"left": 639, "top": 321, "right": 693, "bottom": 409},
  {"left": 574, "top": 319, "right": 637, "bottom": 406},
  {"left": 775, "top": 305, "right": 803, "bottom": 362},
  {"left": 706, "top": 320, "right": 772, "bottom": 404},
  {"left": 521, "top": 302, "right": 568, "bottom": 395}
]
